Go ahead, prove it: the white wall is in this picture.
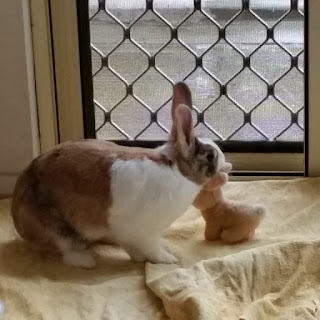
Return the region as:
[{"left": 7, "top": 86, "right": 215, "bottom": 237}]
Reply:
[{"left": 0, "top": 0, "right": 40, "bottom": 195}]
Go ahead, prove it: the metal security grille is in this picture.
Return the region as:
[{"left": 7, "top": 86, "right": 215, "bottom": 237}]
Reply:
[{"left": 84, "top": 0, "right": 304, "bottom": 151}]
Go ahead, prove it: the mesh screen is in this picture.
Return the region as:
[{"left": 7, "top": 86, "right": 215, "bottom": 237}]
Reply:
[{"left": 89, "top": 0, "right": 304, "bottom": 142}]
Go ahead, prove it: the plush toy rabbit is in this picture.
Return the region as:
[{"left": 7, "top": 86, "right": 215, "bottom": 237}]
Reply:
[
  {"left": 11, "top": 82, "right": 225, "bottom": 268},
  {"left": 193, "top": 163, "right": 266, "bottom": 243}
]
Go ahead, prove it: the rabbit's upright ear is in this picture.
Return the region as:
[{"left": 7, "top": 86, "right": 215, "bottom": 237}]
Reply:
[
  {"left": 171, "top": 82, "right": 192, "bottom": 118},
  {"left": 170, "top": 82, "right": 194, "bottom": 148}
]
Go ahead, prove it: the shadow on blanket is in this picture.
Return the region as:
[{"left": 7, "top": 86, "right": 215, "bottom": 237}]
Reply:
[{"left": 0, "top": 239, "right": 142, "bottom": 283}]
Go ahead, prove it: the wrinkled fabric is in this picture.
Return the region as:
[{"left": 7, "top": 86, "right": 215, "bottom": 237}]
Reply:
[
  {"left": 0, "top": 198, "right": 165, "bottom": 320},
  {"left": 146, "top": 178, "right": 320, "bottom": 320},
  {"left": 1, "top": 178, "right": 320, "bottom": 319}
]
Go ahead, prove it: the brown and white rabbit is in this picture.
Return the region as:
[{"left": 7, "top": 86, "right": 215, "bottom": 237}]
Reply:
[{"left": 11, "top": 82, "right": 225, "bottom": 268}]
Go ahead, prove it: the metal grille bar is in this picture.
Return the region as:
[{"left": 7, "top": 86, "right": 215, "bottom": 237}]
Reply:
[{"left": 81, "top": 0, "right": 304, "bottom": 151}]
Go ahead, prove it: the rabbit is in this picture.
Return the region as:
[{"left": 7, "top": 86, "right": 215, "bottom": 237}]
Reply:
[{"left": 11, "top": 82, "right": 225, "bottom": 268}]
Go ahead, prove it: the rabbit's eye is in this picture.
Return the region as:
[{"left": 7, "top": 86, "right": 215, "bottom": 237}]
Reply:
[{"left": 206, "top": 152, "right": 214, "bottom": 162}]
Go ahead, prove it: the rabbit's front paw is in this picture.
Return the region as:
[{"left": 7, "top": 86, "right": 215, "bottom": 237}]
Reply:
[{"left": 149, "top": 248, "right": 178, "bottom": 264}]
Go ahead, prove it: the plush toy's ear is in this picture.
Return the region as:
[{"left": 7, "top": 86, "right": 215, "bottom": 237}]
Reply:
[
  {"left": 203, "top": 172, "right": 228, "bottom": 191},
  {"left": 221, "top": 162, "right": 232, "bottom": 173},
  {"left": 193, "top": 174, "right": 226, "bottom": 210}
]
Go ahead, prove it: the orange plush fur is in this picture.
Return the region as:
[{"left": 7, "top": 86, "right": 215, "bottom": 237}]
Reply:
[{"left": 193, "top": 163, "right": 266, "bottom": 243}]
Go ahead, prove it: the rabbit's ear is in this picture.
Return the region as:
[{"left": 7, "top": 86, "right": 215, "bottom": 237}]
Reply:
[
  {"left": 171, "top": 82, "right": 192, "bottom": 119},
  {"left": 170, "top": 82, "right": 194, "bottom": 147},
  {"left": 172, "top": 104, "right": 193, "bottom": 146}
]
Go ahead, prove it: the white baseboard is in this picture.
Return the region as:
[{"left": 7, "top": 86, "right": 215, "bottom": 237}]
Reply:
[{"left": 0, "top": 173, "right": 18, "bottom": 196}]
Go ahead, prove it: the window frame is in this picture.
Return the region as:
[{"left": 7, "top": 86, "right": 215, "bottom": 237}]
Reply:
[{"left": 30, "top": 0, "right": 316, "bottom": 175}]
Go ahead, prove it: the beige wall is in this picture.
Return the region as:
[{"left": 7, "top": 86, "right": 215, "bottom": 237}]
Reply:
[{"left": 0, "top": 0, "right": 39, "bottom": 194}]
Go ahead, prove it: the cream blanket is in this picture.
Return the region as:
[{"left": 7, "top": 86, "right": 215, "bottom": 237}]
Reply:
[{"left": 1, "top": 178, "right": 320, "bottom": 319}]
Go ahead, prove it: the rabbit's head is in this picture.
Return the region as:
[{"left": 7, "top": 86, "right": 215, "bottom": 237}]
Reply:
[{"left": 165, "top": 82, "right": 225, "bottom": 185}]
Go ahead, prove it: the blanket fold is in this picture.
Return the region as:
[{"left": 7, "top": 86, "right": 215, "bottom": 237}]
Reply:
[
  {"left": 146, "top": 178, "right": 320, "bottom": 320},
  {"left": 1, "top": 178, "right": 320, "bottom": 319}
]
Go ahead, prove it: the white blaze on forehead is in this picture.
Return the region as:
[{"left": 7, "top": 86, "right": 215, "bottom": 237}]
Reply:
[{"left": 197, "top": 137, "right": 226, "bottom": 171}]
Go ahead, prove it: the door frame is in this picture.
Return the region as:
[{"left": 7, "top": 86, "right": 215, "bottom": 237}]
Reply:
[
  {"left": 30, "top": 0, "right": 84, "bottom": 152},
  {"left": 29, "top": 0, "right": 58, "bottom": 153},
  {"left": 306, "top": 0, "right": 320, "bottom": 176}
]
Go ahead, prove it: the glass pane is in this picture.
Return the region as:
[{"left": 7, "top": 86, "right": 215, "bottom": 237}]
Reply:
[
  {"left": 203, "top": 40, "right": 243, "bottom": 84},
  {"left": 178, "top": 11, "right": 219, "bottom": 56},
  {"left": 205, "top": 96, "right": 244, "bottom": 139},
  {"left": 227, "top": 68, "right": 267, "bottom": 112},
  {"left": 202, "top": 0, "right": 242, "bottom": 28},
  {"left": 185, "top": 69, "right": 220, "bottom": 112},
  {"left": 226, "top": 11, "right": 267, "bottom": 56},
  {"left": 105, "top": 0, "right": 145, "bottom": 27},
  {"left": 250, "top": 0, "right": 290, "bottom": 27},
  {"left": 88, "top": 0, "right": 304, "bottom": 143},
  {"left": 156, "top": 40, "right": 196, "bottom": 82},
  {"left": 274, "top": 11, "right": 304, "bottom": 56},
  {"left": 90, "top": 11, "right": 123, "bottom": 55},
  {"left": 153, "top": 0, "right": 193, "bottom": 27},
  {"left": 108, "top": 40, "right": 149, "bottom": 84},
  {"left": 112, "top": 96, "right": 150, "bottom": 138},
  {"left": 251, "top": 40, "right": 291, "bottom": 84},
  {"left": 251, "top": 97, "right": 291, "bottom": 139},
  {"left": 130, "top": 11, "right": 171, "bottom": 55}
]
